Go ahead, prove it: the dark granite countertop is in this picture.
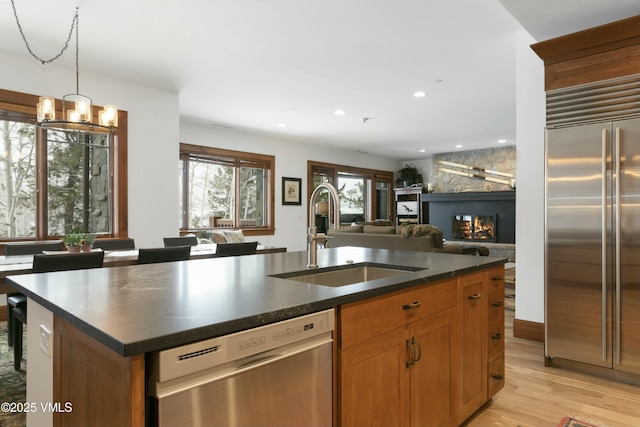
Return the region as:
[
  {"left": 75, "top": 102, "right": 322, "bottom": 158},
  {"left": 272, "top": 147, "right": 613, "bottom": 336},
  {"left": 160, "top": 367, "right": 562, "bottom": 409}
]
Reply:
[{"left": 7, "top": 247, "right": 505, "bottom": 357}]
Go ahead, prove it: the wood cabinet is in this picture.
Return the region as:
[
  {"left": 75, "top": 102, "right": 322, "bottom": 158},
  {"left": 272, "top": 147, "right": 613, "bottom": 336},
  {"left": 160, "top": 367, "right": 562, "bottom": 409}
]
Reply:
[
  {"left": 53, "top": 316, "right": 145, "bottom": 427},
  {"left": 338, "top": 265, "right": 505, "bottom": 427},
  {"left": 339, "top": 279, "right": 458, "bottom": 427},
  {"left": 532, "top": 15, "right": 640, "bottom": 91},
  {"left": 456, "top": 272, "right": 487, "bottom": 422}
]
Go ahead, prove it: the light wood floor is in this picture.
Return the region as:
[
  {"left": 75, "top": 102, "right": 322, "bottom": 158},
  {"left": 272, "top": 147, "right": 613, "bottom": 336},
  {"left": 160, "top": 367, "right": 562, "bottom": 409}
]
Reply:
[{"left": 466, "top": 309, "right": 640, "bottom": 427}]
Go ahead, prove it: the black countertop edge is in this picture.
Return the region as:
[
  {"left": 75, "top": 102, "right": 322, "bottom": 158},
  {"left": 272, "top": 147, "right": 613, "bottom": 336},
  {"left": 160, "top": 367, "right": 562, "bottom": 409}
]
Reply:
[{"left": 8, "top": 258, "right": 506, "bottom": 357}]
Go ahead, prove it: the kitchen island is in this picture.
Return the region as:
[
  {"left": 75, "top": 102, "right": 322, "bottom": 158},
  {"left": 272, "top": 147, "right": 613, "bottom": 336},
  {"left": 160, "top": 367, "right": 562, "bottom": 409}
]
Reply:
[{"left": 7, "top": 246, "right": 506, "bottom": 427}]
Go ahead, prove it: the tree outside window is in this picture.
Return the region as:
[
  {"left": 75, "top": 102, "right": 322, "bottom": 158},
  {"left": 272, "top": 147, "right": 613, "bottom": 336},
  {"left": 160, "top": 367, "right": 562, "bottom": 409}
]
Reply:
[
  {"left": 180, "top": 144, "right": 274, "bottom": 235},
  {"left": 0, "top": 118, "right": 36, "bottom": 237},
  {"left": 0, "top": 88, "right": 128, "bottom": 242}
]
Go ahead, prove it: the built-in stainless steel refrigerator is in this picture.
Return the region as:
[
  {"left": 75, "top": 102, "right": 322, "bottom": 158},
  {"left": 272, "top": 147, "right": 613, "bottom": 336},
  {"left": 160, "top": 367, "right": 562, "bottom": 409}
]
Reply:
[{"left": 545, "top": 116, "right": 640, "bottom": 383}]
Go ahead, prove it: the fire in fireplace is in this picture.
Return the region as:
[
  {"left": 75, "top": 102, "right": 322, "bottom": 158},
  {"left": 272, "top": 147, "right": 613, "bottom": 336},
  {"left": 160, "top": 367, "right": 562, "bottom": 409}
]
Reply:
[{"left": 452, "top": 214, "right": 497, "bottom": 242}]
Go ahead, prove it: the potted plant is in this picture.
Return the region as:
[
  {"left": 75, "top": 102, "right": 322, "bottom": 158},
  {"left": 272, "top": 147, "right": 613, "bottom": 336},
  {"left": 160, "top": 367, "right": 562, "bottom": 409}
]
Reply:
[
  {"left": 396, "top": 163, "right": 424, "bottom": 188},
  {"left": 81, "top": 233, "right": 97, "bottom": 252},
  {"left": 63, "top": 233, "right": 83, "bottom": 252}
]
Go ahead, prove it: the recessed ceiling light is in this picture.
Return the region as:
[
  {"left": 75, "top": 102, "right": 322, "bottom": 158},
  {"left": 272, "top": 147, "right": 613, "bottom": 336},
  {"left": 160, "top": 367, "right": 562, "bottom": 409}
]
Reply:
[
  {"left": 418, "top": 149, "right": 426, "bottom": 153},
  {"left": 277, "top": 123, "right": 286, "bottom": 128},
  {"left": 455, "top": 144, "right": 463, "bottom": 149},
  {"left": 334, "top": 110, "right": 345, "bottom": 116},
  {"left": 498, "top": 139, "right": 507, "bottom": 143},
  {"left": 414, "top": 91, "right": 427, "bottom": 98}
]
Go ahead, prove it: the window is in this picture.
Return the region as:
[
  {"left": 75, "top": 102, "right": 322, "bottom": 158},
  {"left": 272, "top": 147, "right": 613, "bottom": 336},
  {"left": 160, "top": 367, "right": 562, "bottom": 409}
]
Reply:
[
  {"left": 180, "top": 143, "right": 275, "bottom": 236},
  {"left": 0, "top": 88, "right": 128, "bottom": 242},
  {"left": 307, "top": 161, "right": 393, "bottom": 226}
]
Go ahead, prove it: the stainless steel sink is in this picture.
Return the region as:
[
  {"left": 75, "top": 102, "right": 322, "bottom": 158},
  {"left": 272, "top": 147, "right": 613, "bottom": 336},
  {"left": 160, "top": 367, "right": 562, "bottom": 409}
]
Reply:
[{"left": 271, "top": 263, "right": 425, "bottom": 287}]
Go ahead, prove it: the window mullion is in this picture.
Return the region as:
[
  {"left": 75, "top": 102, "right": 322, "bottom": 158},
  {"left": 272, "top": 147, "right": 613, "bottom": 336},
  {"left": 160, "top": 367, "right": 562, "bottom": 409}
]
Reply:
[{"left": 36, "top": 127, "right": 48, "bottom": 239}]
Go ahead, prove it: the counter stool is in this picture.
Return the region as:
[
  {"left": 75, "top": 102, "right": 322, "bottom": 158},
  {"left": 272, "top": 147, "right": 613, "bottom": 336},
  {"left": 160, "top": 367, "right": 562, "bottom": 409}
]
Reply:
[
  {"left": 12, "top": 306, "right": 27, "bottom": 370},
  {"left": 12, "top": 251, "right": 105, "bottom": 370}
]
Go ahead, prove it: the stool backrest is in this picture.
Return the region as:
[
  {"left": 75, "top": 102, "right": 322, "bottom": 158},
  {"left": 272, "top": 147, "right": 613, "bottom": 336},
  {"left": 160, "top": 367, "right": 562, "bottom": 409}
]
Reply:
[
  {"left": 5, "top": 241, "right": 64, "bottom": 256},
  {"left": 93, "top": 238, "right": 136, "bottom": 251},
  {"left": 32, "top": 251, "right": 105, "bottom": 273},
  {"left": 137, "top": 246, "right": 192, "bottom": 264},
  {"left": 215, "top": 241, "right": 258, "bottom": 257},
  {"left": 163, "top": 236, "right": 198, "bottom": 247}
]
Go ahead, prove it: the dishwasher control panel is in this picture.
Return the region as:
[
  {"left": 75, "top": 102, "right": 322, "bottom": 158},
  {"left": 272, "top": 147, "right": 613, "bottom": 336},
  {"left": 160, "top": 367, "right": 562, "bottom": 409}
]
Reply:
[
  {"left": 227, "top": 310, "right": 333, "bottom": 360},
  {"left": 152, "top": 308, "right": 335, "bottom": 383}
]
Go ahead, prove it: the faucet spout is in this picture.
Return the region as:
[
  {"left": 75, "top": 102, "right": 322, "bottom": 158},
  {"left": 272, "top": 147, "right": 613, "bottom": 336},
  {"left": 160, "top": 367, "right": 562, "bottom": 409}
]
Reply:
[{"left": 307, "top": 183, "right": 341, "bottom": 269}]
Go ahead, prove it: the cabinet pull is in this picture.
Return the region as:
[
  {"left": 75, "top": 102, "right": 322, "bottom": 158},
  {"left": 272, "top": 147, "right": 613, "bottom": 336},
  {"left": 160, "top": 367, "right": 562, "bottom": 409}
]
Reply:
[
  {"left": 467, "top": 294, "right": 481, "bottom": 300},
  {"left": 492, "top": 276, "right": 503, "bottom": 281},
  {"left": 402, "top": 301, "right": 421, "bottom": 310},
  {"left": 491, "top": 333, "right": 503, "bottom": 340},
  {"left": 406, "top": 339, "right": 415, "bottom": 368},
  {"left": 491, "top": 374, "right": 504, "bottom": 380},
  {"left": 492, "top": 301, "right": 503, "bottom": 307},
  {"left": 412, "top": 337, "right": 422, "bottom": 363}
]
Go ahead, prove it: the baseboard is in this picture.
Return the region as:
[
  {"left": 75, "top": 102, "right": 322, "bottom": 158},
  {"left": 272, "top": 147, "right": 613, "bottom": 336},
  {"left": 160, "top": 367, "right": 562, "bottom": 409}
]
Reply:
[{"left": 513, "top": 318, "right": 544, "bottom": 342}]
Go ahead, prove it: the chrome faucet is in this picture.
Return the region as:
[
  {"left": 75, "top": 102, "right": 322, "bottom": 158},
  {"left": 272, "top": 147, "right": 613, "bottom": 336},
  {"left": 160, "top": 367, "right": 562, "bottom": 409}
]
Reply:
[{"left": 307, "top": 183, "right": 341, "bottom": 269}]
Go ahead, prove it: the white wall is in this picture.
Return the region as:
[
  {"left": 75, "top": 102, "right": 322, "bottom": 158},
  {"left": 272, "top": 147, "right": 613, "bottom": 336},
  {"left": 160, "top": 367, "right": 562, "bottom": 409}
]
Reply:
[
  {"left": 514, "top": 29, "right": 545, "bottom": 323},
  {"left": 179, "top": 122, "right": 399, "bottom": 252},
  {"left": 26, "top": 299, "right": 54, "bottom": 427},
  {"left": 0, "top": 51, "right": 180, "bottom": 249}
]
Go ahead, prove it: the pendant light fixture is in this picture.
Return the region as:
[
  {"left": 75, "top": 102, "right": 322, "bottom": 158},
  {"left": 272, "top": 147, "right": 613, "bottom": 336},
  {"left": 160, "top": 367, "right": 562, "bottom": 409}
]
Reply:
[{"left": 11, "top": 1, "right": 117, "bottom": 134}]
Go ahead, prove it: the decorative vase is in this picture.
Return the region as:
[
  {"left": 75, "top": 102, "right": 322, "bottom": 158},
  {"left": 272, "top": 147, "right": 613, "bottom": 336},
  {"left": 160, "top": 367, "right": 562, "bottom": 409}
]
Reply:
[
  {"left": 81, "top": 244, "right": 93, "bottom": 252},
  {"left": 67, "top": 245, "right": 80, "bottom": 253}
]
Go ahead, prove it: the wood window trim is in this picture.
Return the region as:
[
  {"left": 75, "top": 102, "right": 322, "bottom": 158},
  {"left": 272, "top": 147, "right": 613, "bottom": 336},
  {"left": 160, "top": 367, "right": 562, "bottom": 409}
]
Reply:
[
  {"left": 179, "top": 143, "right": 275, "bottom": 237},
  {"left": 0, "top": 87, "right": 128, "bottom": 241},
  {"left": 307, "top": 160, "right": 394, "bottom": 225}
]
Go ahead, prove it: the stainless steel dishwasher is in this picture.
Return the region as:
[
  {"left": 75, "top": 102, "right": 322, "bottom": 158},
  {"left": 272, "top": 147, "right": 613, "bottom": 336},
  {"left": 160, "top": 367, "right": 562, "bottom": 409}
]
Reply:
[{"left": 148, "top": 309, "right": 335, "bottom": 427}]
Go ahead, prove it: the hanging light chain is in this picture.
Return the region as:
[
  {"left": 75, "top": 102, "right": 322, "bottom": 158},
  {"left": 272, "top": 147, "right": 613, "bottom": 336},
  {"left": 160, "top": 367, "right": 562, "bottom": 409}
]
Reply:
[{"left": 10, "top": 0, "right": 78, "bottom": 66}]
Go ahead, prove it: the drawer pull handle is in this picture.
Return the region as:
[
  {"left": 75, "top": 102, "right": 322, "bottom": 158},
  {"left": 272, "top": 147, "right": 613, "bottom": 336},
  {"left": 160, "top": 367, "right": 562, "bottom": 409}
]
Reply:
[
  {"left": 402, "top": 301, "right": 421, "bottom": 310},
  {"left": 467, "top": 294, "right": 481, "bottom": 300},
  {"left": 491, "top": 374, "right": 504, "bottom": 380},
  {"left": 492, "top": 301, "right": 504, "bottom": 307},
  {"left": 491, "top": 333, "right": 503, "bottom": 340},
  {"left": 492, "top": 276, "right": 503, "bottom": 281}
]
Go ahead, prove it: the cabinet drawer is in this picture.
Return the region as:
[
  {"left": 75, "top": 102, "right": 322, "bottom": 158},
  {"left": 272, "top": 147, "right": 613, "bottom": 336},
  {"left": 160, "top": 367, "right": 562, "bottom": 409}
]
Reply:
[
  {"left": 488, "top": 354, "right": 505, "bottom": 398},
  {"left": 488, "top": 314, "right": 504, "bottom": 359},
  {"left": 487, "top": 289, "right": 504, "bottom": 320},
  {"left": 486, "top": 266, "right": 505, "bottom": 293},
  {"left": 340, "top": 279, "right": 457, "bottom": 347}
]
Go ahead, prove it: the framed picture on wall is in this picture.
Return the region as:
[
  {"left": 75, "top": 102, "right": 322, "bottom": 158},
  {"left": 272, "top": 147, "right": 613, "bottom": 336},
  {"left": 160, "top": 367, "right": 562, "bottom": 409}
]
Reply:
[{"left": 282, "top": 177, "right": 302, "bottom": 205}]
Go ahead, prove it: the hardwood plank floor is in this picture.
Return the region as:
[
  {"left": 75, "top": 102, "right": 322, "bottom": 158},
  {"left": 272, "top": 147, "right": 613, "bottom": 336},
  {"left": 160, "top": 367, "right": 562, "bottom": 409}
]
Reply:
[{"left": 466, "top": 309, "right": 640, "bottom": 427}]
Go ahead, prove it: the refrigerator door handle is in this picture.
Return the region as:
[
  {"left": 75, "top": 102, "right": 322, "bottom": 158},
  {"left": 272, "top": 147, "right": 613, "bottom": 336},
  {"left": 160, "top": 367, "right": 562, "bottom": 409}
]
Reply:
[
  {"left": 602, "top": 128, "right": 608, "bottom": 363},
  {"left": 615, "top": 127, "right": 622, "bottom": 365}
]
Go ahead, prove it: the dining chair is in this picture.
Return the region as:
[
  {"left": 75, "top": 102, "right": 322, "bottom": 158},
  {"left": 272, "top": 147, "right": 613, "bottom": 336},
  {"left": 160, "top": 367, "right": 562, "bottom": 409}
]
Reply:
[
  {"left": 4, "top": 240, "right": 64, "bottom": 256},
  {"left": 163, "top": 236, "right": 198, "bottom": 247},
  {"left": 12, "top": 251, "right": 105, "bottom": 370},
  {"left": 92, "top": 238, "right": 136, "bottom": 251},
  {"left": 214, "top": 241, "right": 258, "bottom": 257},
  {"left": 4, "top": 241, "right": 65, "bottom": 355},
  {"left": 137, "top": 246, "right": 192, "bottom": 264}
]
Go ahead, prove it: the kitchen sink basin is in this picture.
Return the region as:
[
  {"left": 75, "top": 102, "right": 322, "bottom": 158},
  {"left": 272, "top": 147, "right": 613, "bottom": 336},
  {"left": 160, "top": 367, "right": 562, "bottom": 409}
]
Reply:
[{"left": 271, "top": 263, "right": 425, "bottom": 287}]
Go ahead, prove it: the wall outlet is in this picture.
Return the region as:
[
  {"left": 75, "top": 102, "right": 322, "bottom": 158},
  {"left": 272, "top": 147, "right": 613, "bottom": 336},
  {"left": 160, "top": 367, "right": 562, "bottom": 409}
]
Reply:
[{"left": 40, "top": 325, "right": 52, "bottom": 357}]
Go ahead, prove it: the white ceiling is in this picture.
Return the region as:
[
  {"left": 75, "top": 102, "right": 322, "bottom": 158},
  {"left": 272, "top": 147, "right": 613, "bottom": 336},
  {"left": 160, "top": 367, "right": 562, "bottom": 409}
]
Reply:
[{"left": 1, "top": 0, "right": 639, "bottom": 159}]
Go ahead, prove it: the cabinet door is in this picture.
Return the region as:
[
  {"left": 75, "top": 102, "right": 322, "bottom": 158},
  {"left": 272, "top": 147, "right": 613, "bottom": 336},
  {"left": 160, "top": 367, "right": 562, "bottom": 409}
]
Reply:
[
  {"left": 456, "top": 272, "right": 487, "bottom": 422},
  {"left": 409, "top": 308, "right": 458, "bottom": 427},
  {"left": 340, "top": 326, "right": 410, "bottom": 427}
]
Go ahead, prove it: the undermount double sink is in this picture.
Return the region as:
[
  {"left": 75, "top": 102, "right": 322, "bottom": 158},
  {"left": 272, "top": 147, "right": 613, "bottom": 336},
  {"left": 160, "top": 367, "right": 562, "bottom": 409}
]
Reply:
[{"left": 271, "top": 262, "right": 426, "bottom": 287}]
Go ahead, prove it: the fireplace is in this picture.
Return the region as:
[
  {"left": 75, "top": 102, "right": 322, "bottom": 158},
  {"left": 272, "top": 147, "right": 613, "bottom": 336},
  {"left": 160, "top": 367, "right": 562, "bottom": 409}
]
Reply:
[
  {"left": 422, "top": 192, "right": 515, "bottom": 244},
  {"left": 452, "top": 214, "right": 497, "bottom": 242}
]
